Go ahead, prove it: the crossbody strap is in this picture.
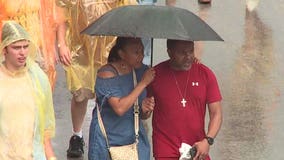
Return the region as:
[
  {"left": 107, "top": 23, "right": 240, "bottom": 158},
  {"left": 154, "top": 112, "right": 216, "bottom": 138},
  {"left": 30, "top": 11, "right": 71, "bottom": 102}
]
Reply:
[
  {"left": 97, "top": 69, "right": 140, "bottom": 149},
  {"left": 133, "top": 70, "right": 139, "bottom": 142},
  {"left": 97, "top": 105, "right": 110, "bottom": 148}
]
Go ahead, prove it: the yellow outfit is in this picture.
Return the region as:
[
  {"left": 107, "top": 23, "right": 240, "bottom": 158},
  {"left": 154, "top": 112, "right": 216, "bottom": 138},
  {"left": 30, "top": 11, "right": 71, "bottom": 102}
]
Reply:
[
  {"left": 57, "top": 0, "right": 136, "bottom": 101},
  {"left": 0, "top": 0, "right": 65, "bottom": 90},
  {"left": 0, "top": 21, "right": 55, "bottom": 160},
  {"left": 0, "top": 61, "right": 55, "bottom": 160},
  {"left": 0, "top": 64, "right": 37, "bottom": 160}
]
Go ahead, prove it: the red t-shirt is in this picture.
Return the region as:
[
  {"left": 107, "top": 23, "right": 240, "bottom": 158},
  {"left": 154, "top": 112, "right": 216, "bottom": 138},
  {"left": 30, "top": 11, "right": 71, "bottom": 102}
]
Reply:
[{"left": 148, "top": 60, "right": 222, "bottom": 158}]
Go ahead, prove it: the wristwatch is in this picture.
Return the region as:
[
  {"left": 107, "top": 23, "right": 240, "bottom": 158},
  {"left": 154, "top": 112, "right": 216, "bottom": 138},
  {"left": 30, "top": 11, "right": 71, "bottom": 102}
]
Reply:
[{"left": 205, "top": 136, "right": 214, "bottom": 145}]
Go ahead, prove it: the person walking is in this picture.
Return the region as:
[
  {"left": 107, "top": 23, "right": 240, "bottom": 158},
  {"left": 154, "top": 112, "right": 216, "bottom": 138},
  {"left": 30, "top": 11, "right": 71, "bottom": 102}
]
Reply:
[
  {"left": 148, "top": 39, "right": 223, "bottom": 160},
  {"left": 0, "top": 0, "right": 71, "bottom": 90},
  {"left": 0, "top": 21, "right": 56, "bottom": 160},
  {"left": 88, "top": 37, "right": 155, "bottom": 160},
  {"left": 56, "top": 0, "right": 137, "bottom": 158}
]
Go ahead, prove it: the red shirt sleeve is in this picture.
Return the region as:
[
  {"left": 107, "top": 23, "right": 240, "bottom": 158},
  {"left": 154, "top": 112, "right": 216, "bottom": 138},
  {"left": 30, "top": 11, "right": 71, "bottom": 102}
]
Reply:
[{"left": 205, "top": 67, "right": 222, "bottom": 104}]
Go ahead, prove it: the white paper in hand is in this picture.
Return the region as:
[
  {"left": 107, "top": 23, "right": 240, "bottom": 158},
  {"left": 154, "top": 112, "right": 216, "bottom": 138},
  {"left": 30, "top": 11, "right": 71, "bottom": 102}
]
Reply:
[{"left": 179, "top": 143, "right": 193, "bottom": 160}]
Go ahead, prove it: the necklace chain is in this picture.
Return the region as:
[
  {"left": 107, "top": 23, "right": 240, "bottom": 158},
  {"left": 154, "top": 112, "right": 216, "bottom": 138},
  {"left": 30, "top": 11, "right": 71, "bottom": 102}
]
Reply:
[{"left": 171, "top": 70, "right": 190, "bottom": 107}]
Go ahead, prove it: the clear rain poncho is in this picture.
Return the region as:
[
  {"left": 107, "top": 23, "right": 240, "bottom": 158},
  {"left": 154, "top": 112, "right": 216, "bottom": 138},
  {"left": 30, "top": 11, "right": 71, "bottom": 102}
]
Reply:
[
  {"left": 57, "top": 0, "right": 137, "bottom": 101},
  {"left": 0, "top": 21, "right": 55, "bottom": 160}
]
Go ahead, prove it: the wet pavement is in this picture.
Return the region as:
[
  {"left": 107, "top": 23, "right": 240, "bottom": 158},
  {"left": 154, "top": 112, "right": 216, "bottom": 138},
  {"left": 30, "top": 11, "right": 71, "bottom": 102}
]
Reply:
[{"left": 52, "top": 0, "right": 284, "bottom": 159}]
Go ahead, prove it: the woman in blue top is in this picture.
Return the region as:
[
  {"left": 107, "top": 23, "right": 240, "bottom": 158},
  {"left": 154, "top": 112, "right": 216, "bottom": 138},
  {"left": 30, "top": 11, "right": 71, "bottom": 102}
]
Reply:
[{"left": 88, "top": 37, "right": 156, "bottom": 160}]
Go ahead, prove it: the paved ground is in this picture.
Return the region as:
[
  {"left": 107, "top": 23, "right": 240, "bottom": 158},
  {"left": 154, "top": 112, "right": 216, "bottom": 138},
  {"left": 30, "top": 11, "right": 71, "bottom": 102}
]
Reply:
[{"left": 53, "top": 0, "right": 284, "bottom": 159}]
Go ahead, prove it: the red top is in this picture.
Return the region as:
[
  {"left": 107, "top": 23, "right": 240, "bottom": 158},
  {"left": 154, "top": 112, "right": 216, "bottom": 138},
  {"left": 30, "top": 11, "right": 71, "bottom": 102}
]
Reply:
[{"left": 148, "top": 61, "right": 222, "bottom": 158}]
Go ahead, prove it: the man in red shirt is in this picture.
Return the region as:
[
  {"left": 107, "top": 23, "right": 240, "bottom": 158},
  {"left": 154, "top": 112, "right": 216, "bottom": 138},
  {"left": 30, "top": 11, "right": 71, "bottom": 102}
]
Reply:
[{"left": 148, "top": 39, "right": 223, "bottom": 160}]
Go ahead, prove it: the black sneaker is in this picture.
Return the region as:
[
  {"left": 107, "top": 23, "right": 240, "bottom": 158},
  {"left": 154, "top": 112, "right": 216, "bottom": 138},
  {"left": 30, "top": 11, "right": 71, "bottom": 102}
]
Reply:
[{"left": 67, "top": 135, "right": 85, "bottom": 158}]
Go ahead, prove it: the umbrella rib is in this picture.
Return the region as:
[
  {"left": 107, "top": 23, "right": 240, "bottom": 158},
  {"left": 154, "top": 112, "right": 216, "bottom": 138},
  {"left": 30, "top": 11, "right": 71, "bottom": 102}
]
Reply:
[{"left": 174, "top": 11, "right": 189, "bottom": 40}]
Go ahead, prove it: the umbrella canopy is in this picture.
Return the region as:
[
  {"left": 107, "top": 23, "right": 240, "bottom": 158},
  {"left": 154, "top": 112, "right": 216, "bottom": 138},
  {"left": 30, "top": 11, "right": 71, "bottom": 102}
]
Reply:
[{"left": 81, "top": 5, "right": 223, "bottom": 41}]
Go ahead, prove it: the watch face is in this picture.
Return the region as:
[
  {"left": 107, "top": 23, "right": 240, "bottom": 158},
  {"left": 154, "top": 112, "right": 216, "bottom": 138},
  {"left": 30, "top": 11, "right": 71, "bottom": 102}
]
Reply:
[{"left": 206, "top": 136, "right": 214, "bottom": 145}]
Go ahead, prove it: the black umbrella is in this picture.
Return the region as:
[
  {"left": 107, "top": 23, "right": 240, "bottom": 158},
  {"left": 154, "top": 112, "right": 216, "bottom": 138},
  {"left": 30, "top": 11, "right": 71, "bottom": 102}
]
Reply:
[{"left": 81, "top": 5, "right": 223, "bottom": 41}]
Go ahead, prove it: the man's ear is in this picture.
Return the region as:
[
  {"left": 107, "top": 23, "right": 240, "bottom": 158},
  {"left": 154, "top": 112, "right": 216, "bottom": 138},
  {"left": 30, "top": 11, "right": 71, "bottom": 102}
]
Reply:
[
  {"left": 167, "top": 48, "right": 172, "bottom": 58},
  {"left": 3, "top": 47, "right": 7, "bottom": 55}
]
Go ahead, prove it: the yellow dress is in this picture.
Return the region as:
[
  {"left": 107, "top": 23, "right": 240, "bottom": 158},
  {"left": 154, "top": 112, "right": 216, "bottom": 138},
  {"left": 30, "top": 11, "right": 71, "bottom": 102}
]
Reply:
[
  {"left": 57, "top": 0, "right": 137, "bottom": 101},
  {"left": 0, "top": 0, "right": 64, "bottom": 90}
]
